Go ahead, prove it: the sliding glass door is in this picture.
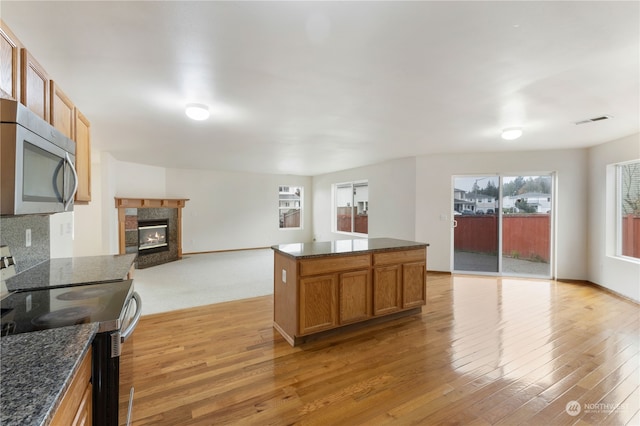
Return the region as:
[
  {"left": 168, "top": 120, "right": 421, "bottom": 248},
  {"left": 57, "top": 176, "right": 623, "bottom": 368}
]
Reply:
[
  {"left": 453, "top": 174, "right": 553, "bottom": 278},
  {"left": 501, "top": 175, "right": 552, "bottom": 277}
]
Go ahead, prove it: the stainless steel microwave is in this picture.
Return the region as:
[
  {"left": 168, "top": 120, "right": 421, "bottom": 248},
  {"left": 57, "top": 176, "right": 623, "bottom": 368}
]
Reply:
[{"left": 1, "top": 99, "right": 78, "bottom": 215}]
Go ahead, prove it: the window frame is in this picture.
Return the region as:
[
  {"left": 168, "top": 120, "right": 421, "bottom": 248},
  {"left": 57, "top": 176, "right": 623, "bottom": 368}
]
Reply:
[{"left": 278, "top": 185, "right": 303, "bottom": 230}]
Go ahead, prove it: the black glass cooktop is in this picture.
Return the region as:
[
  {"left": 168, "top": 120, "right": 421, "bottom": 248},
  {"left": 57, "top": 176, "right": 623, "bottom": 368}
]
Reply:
[{"left": 1, "top": 280, "right": 133, "bottom": 337}]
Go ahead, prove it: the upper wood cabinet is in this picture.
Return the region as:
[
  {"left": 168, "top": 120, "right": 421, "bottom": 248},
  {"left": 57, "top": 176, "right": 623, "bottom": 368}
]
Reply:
[
  {"left": 74, "top": 109, "right": 92, "bottom": 203},
  {"left": 2, "top": 21, "right": 92, "bottom": 204},
  {"left": 0, "top": 20, "right": 21, "bottom": 100},
  {"left": 21, "top": 48, "right": 50, "bottom": 121},
  {"left": 50, "top": 81, "right": 75, "bottom": 139},
  {"left": 51, "top": 82, "right": 92, "bottom": 203}
]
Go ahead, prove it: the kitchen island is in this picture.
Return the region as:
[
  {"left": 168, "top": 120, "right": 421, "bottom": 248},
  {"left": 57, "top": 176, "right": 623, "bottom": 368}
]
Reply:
[{"left": 272, "top": 238, "right": 428, "bottom": 346}]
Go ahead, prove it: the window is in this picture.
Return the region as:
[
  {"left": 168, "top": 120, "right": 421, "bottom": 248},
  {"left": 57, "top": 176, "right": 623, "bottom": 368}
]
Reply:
[
  {"left": 618, "top": 161, "right": 640, "bottom": 259},
  {"left": 279, "top": 185, "right": 302, "bottom": 229},
  {"left": 334, "top": 180, "right": 368, "bottom": 235}
]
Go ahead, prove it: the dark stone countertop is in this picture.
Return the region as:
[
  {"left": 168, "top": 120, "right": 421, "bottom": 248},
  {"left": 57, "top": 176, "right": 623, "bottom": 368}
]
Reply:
[
  {"left": 0, "top": 324, "right": 98, "bottom": 426},
  {"left": 6, "top": 253, "right": 136, "bottom": 291},
  {"left": 271, "top": 237, "right": 429, "bottom": 259}
]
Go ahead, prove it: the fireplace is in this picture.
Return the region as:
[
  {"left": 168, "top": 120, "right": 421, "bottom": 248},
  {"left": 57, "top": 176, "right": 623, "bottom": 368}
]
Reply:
[{"left": 138, "top": 220, "right": 169, "bottom": 255}]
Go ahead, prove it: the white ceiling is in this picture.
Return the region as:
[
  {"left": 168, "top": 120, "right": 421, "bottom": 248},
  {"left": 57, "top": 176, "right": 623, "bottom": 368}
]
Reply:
[{"left": 2, "top": 1, "right": 639, "bottom": 176}]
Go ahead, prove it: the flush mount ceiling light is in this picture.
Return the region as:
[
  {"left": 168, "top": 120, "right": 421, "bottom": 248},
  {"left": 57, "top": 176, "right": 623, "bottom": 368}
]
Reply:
[
  {"left": 185, "top": 103, "right": 210, "bottom": 121},
  {"left": 501, "top": 127, "right": 523, "bottom": 140}
]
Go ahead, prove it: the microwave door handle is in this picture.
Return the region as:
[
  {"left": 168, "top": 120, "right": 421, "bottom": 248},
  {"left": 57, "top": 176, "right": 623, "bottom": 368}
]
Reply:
[{"left": 64, "top": 152, "right": 79, "bottom": 211}]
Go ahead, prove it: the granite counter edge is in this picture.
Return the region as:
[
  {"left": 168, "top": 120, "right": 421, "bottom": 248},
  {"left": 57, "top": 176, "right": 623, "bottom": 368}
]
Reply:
[{"left": 272, "top": 243, "right": 430, "bottom": 260}]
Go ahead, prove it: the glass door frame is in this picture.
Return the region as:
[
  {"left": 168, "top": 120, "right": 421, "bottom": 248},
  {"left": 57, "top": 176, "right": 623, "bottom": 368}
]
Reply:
[{"left": 451, "top": 172, "right": 556, "bottom": 279}]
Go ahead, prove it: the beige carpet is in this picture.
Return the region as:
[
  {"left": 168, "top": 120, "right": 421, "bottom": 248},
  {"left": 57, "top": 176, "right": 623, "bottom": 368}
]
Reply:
[{"left": 132, "top": 249, "right": 273, "bottom": 315}]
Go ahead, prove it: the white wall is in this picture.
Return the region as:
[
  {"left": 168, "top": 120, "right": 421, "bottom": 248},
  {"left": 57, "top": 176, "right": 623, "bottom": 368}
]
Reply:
[
  {"left": 72, "top": 154, "right": 170, "bottom": 256},
  {"left": 71, "top": 155, "right": 313, "bottom": 256},
  {"left": 115, "top": 160, "right": 167, "bottom": 198},
  {"left": 415, "top": 149, "right": 589, "bottom": 279},
  {"left": 312, "top": 157, "right": 417, "bottom": 243},
  {"left": 165, "top": 168, "right": 312, "bottom": 252},
  {"left": 588, "top": 133, "right": 640, "bottom": 302},
  {"left": 72, "top": 151, "right": 106, "bottom": 256}
]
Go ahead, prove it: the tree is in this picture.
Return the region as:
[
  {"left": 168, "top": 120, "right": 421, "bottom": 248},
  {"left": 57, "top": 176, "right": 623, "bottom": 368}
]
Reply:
[
  {"left": 515, "top": 199, "right": 537, "bottom": 213},
  {"left": 503, "top": 176, "right": 551, "bottom": 196},
  {"left": 503, "top": 176, "right": 525, "bottom": 196},
  {"left": 622, "top": 162, "right": 640, "bottom": 215},
  {"left": 479, "top": 180, "right": 499, "bottom": 198}
]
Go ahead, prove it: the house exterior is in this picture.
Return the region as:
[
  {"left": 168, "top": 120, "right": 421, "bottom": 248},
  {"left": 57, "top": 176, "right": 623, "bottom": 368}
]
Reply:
[
  {"left": 502, "top": 192, "right": 552, "bottom": 214},
  {"left": 454, "top": 189, "right": 498, "bottom": 214}
]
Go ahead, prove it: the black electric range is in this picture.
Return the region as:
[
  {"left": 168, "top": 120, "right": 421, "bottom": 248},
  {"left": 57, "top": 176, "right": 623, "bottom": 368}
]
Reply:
[
  {"left": 1, "top": 280, "right": 134, "bottom": 336},
  {"left": 1, "top": 279, "right": 142, "bottom": 426}
]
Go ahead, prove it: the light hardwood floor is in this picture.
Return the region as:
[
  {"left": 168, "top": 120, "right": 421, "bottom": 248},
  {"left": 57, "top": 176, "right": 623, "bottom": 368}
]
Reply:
[{"left": 119, "top": 273, "right": 639, "bottom": 425}]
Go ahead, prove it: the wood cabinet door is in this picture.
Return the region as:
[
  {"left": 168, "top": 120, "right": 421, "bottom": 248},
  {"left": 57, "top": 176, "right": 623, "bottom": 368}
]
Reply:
[
  {"left": 51, "top": 348, "right": 92, "bottom": 426},
  {"left": 0, "top": 21, "right": 21, "bottom": 100},
  {"left": 373, "top": 265, "right": 401, "bottom": 315},
  {"left": 74, "top": 109, "right": 91, "bottom": 202},
  {"left": 50, "top": 81, "right": 74, "bottom": 138},
  {"left": 21, "top": 48, "right": 49, "bottom": 121},
  {"left": 402, "top": 262, "right": 426, "bottom": 308},
  {"left": 299, "top": 274, "right": 338, "bottom": 335},
  {"left": 339, "top": 269, "right": 371, "bottom": 324},
  {"left": 71, "top": 381, "right": 92, "bottom": 426}
]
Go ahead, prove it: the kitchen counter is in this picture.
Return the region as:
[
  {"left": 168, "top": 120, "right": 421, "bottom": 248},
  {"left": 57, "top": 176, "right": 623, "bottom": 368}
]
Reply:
[
  {"left": 6, "top": 253, "right": 136, "bottom": 291},
  {"left": 272, "top": 237, "right": 429, "bottom": 259},
  {"left": 0, "top": 323, "right": 98, "bottom": 426}
]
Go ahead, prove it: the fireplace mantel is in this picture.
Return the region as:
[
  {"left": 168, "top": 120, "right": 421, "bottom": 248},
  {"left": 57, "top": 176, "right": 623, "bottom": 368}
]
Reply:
[
  {"left": 115, "top": 197, "right": 189, "bottom": 209},
  {"left": 115, "top": 197, "right": 189, "bottom": 263}
]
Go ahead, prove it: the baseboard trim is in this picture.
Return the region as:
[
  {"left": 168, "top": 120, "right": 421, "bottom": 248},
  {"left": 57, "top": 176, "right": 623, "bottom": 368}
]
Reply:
[
  {"left": 183, "top": 246, "right": 271, "bottom": 256},
  {"left": 426, "top": 270, "right": 452, "bottom": 275},
  {"left": 558, "top": 278, "right": 639, "bottom": 305},
  {"left": 586, "top": 281, "right": 639, "bottom": 305}
]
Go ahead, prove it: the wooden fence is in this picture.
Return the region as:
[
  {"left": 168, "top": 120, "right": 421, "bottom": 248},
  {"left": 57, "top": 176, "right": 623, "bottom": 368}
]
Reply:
[
  {"left": 282, "top": 210, "right": 300, "bottom": 228},
  {"left": 454, "top": 214, "right": 550, "bottom": 262},
  {"left": 622, "top": 215, "right": 640, "bottom": 258},
  {"left": 337, "top": 207, "right": 368, "bottom": 234}
]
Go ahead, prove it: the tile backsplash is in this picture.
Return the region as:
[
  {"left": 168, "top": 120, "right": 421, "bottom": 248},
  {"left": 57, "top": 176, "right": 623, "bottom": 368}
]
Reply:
[{"left": 0, "top": 215, "right": 50, "bottom": 273}]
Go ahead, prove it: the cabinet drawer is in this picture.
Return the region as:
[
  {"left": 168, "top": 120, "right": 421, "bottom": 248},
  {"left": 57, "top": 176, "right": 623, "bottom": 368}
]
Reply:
[
  {"left": 373, "top": 248, "right": 425, "bottom": 266},
  {"left": 299, "top": 254, "right": 370, "bottom": 276}
]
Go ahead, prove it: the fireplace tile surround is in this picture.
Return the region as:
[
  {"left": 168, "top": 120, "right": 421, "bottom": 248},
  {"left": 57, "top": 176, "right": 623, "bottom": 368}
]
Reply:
[{"left": 115, "top": 198, "right": 189, "bottom": 269}]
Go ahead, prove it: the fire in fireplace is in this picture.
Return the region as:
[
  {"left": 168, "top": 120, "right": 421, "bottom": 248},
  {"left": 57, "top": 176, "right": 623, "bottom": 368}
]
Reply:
[{"left": 138, "top": 220, "right": 169, "bottom": 255}]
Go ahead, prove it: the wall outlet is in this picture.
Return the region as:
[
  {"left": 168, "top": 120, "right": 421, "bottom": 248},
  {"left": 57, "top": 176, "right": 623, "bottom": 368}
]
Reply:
[{"left": 25, "top": 229, "right": 31, "bottom": 247}]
